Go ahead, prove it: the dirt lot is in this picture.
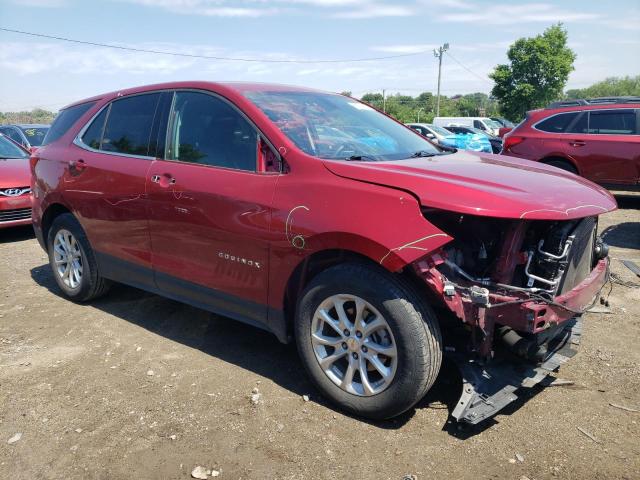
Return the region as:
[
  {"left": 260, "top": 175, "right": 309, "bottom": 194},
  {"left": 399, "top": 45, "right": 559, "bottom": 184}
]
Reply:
[{"left": 1, "top": 198, "right": 639, "bottom": 480}]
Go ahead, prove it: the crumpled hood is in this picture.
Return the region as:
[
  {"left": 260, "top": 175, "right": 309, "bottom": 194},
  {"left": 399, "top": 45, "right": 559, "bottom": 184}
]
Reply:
[
  {"left": 323, "top": 151, "right": 617, "bottom": 220},
  {"left": 0, "top": 158, "right": 31, "bottom": 189}
]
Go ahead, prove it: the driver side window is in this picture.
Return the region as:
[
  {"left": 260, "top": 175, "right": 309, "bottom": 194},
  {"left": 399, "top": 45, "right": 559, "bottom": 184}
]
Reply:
[{"left": 168, "top": 92, "right": 258, "bottom": 171}]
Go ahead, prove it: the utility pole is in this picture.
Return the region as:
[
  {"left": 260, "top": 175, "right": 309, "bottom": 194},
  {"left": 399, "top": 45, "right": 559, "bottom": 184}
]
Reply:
[
  {"left": 382, "top": 89, "right": 386, "bottom": 113},
  {"left": 433, "top": 43, "right": 449, "bottom": 117}
]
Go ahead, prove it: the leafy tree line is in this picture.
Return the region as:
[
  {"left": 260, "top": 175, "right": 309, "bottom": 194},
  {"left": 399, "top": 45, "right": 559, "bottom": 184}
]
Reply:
[
  {"left": 0, "top": 108, "right": 56, "bottom": 125},
  {"left": 351, "top": 91, "right": 501, "bottom": 124},
  {"left": 566, "top": 76, "right": 640, "bottom": 99}
]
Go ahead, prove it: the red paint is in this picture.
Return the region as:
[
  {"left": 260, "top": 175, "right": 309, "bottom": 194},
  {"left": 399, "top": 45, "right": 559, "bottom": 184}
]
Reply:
[
  {"left": 501, "top": 102, "right": 640, "bottom": 186},
  {"left": 31, "top": 81, "right": 617, "bottom": 339},
  {"left": 0, "top": 134, "right": 32, "bottom": 229}
]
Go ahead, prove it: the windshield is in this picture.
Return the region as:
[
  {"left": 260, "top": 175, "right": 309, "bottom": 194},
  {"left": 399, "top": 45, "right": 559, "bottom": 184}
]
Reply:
[
  {"left": 244, "top": 91, "right": 441, "bottom": 161},
  {"left": 0, "top": 134, "right": 28, "bottom": 158},
  {"left": 426, "top": 124, "right": 452, "bottom": 136},
  {"left": 485, "top": 120, "right": 502, "bottom": 129},
  {"left": 18, "top": 126, "right": 48, "bottom": 146}
]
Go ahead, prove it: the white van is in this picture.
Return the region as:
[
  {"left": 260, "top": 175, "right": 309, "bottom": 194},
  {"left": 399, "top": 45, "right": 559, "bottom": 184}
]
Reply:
[{"left": 433, "top": 117, "right": 500, "bottom": 136}]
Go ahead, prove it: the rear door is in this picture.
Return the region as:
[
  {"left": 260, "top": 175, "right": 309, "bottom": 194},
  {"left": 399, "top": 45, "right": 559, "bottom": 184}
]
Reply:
[
  {"left": 578, "top": 108, "right": 639, "bottom": 185},
  {"left": 146, "top": 90, "right": 279, "bottom": 326},
  {"left": 68, "top": 92, "right": 162, "bottom": 286}
]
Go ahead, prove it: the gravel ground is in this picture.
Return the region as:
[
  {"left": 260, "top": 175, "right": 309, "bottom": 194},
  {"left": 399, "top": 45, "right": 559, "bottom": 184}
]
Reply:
[{"left": 1, "top": 197, "right": 639, "bottom": 480}]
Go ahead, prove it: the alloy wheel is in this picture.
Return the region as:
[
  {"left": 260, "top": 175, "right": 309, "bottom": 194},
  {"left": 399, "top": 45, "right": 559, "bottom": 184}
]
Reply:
[
  {"left": 310, "top": 294, "right": 397, "bottom": 396},
  {"left": 53, "top": 229, "right": 83, "bottom": 290}
]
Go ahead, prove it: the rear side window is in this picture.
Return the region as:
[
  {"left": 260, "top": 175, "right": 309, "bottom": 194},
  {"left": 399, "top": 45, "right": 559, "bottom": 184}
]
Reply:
[
  {"left": 535, "top": 112, "right": 579, "bottom": 133},
  {"left": 44, "top": 102, "right": 96, "bottom": 145},
  {"left": 168, "top": 91, "right": 257, "bottom": 171},
  {"left": 588, "top": 110, "right": 637, "bottom": 135},
  {"left": 81, "top": 107, "right": 109, "bottom": 150},
  {"left": 101, "top": 93, "right": 160, "bottom": 156}
]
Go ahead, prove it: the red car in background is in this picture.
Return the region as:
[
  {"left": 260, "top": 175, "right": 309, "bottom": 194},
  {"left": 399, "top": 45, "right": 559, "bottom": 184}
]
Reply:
[
  {"left": 31, "top": 81, "right": 616, "bottom": 424},
  {"left": 0, "top": 133, "right": 32, "bottom": 228},
  {"left": 501, "top": 97, "right": 640, "bottom": 189}
]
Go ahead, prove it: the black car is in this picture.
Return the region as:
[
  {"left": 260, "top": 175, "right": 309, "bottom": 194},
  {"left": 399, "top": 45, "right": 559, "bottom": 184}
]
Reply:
[
  {"left": 0, "top": 124, "right": 49, "bottom": 151},
  {"left": 444, "top": 125, "right": 503, "bottom": 153}
]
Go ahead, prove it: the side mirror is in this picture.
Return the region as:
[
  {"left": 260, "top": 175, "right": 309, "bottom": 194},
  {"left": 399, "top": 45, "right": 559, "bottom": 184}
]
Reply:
[{"left": 426, "top": 133, "right": 435, "bottom": 139}]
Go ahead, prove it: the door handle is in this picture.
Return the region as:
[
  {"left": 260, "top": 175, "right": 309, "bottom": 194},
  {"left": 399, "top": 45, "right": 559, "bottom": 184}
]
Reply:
[
  {"left": 569, "top": 140, "right": 586, "bottom": 147},
  {"left": 151, "top": 174, "right": 176, "bottom": 187},
  {"left": 69, "top": 158, "right": 87, "bottom": 171}
]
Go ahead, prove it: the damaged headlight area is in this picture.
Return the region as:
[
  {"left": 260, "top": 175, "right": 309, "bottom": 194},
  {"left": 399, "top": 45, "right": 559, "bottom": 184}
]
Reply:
[{"left": 413, "top": 209, "right": 611, "bottom": 424}]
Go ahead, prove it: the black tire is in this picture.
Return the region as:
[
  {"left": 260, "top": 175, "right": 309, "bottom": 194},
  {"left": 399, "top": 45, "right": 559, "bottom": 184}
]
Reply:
[
  {"left": 47, "top": 213, "right": 111, "bottom": 302},
  {"left": 545, "top": 159, "right": 578, "bottom": 174},
  {"left": 295, "top": 262, "right": 442, "bottom": 419}
]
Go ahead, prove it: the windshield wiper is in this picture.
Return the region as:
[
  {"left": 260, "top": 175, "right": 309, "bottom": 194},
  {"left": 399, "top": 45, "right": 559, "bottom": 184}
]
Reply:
[
  {"left": 345, "top": 155, "right": 377, "bottom": 161},
  {"left": 410, "top": 150, "right": 438, "bottom": 158}
]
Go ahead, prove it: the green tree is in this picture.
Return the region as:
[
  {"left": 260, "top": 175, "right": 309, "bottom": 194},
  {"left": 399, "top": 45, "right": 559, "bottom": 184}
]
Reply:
[
  {"left": 565, "top": 76, "right": 640, "bottom": 99},
  {"left": 490, "top": 24, "right": 576, "bottom": 121}
]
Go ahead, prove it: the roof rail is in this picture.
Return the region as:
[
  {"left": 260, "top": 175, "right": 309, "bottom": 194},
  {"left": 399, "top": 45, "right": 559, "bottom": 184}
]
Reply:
[{"left": 547, "top": 96, "right": 640, "bottom": 108}]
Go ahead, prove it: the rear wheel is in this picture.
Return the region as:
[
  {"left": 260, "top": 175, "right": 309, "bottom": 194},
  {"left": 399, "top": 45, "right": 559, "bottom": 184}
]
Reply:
[
  {"left": 47, "top": 213, "right": 110, "bottom": 302},
  {"left": 545, "top": 159, "right": 578, "bottom": 174},
  {"left": 295, "top": 262, "right": 442, "bottom": 419}
]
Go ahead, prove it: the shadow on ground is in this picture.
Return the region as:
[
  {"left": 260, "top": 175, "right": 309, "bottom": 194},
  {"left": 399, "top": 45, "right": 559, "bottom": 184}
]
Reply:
[
  {"left": 601, "top": 222, "right": 640, "bottom": 250},
  {"left": 615, "top": 194, "right": 640, "bottom": 210},
  {"left": 30, "top": 262, "right": 547, "bottom": 436},
  {"left": 0, "top": 225, "right": 35, "bottom": 244}
]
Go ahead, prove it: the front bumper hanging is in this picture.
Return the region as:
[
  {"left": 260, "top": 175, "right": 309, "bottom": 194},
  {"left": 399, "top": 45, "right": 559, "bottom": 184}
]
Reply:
[{"left": 450, "top": 316, "right": 582, "bottom": 425}]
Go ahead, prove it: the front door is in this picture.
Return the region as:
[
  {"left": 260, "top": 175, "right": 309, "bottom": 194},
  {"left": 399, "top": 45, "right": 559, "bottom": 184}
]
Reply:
[{"left": 146, "top": 90, "right": 279, "bottom": 327}]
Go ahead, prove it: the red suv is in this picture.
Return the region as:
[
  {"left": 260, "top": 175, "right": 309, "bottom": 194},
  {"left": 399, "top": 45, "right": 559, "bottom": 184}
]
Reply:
[
  {"left": 32, "top": 82, "right": 616, "bottom": 423},
  {"left": 501, "top": 97, "right": 640, "bottom": 189}
]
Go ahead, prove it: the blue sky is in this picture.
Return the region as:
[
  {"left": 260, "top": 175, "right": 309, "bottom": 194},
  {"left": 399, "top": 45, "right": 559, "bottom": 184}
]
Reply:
[{"left": 0, "top": 0, "right": 639, "bottom": 111}]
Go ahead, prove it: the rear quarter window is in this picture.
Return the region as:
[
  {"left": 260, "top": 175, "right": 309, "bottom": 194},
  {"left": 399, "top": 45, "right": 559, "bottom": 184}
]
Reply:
[
  {"left": 43, "top": 102, "right": 96, "bottom": 145},
  {"left": 535, "top": 112, "right": 580, "bottom": 133}
]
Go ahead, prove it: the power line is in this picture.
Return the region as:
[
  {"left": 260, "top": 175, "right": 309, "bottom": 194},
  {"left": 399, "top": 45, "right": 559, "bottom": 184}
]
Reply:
[
  {"left": 445, "top": 51, "right": 492, "bottom": 84},
  {"left": 0, "top": 27, "right": 433, "bottom": 64}
]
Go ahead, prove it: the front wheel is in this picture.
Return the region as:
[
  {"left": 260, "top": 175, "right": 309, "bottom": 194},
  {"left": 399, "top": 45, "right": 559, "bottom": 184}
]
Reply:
[{"left": 295, "top": 262, "right": 442, "bottom": 419}]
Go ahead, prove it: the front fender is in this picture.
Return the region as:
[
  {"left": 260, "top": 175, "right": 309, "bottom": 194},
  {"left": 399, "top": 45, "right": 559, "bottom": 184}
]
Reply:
[{"left": 266, "top": 172, "right": 452, "bottom": 310}]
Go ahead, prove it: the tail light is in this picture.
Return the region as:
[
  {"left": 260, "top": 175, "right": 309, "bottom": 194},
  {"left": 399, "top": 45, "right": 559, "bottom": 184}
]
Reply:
[{"left": 503, "top": 135, "right": 525, "bottom": 152}]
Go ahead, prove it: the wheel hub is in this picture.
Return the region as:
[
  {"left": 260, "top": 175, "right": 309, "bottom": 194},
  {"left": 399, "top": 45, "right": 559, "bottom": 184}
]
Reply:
[{"left": 346, "top": 336, "right": 359, "bottom": 352}]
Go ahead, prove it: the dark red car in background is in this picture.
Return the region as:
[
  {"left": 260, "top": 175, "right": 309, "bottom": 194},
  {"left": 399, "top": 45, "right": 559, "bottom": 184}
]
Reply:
[
  {"left": 501, "top": 97, "right": 640, "bottom": 189},
  {"left": 0, "top": 133, "right": 32, "bottom": 228},
  {"left": 31, "top": 82, "right": 616, "bottom": 424}
]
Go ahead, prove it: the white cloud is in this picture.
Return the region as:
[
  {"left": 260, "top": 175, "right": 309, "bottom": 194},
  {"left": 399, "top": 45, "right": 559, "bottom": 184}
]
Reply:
[
  {"left": 122, "top": 0, "right": 417, "bottom": 18},
  {"left": 441, "top": 3, "right": 601, "bottom": 24},
  {"left": 333, "top": 4, "right": 415, "bottom": 18},
  {"left": 124, "top": 0, "right": 282, "bottom": 17}
]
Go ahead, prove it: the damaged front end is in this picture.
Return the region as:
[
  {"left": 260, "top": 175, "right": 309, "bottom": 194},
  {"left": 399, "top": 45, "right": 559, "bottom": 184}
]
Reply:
[{"left": 413, "top": 209, "right": 610, "bottom": 425}]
